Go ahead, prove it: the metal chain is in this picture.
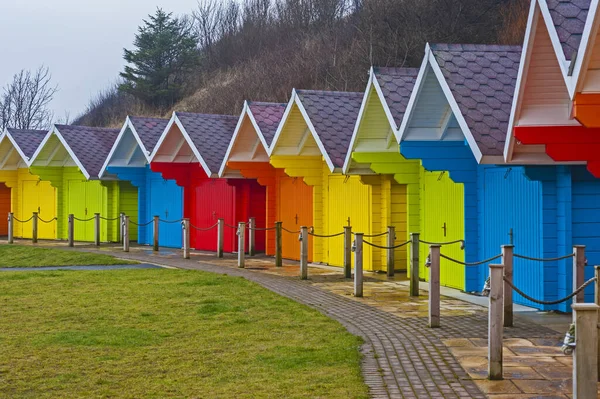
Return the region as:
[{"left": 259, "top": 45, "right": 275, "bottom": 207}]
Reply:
[
  {"left": 363, "top": 239, "right": 411, "bottom": 249},
  {"left": 420, "top": 238, "right": 464, "bottom": 246},
  {"left": 282, "top": 227, "right": 301, "bottom": 234},
  {"left": 99, "top": 216, "right": 120, "bottom": 221},
  {"left": 38, "top": 217, "right": 57, "bottom": 223},
  {"left": 129, "top": 220, "right": 153, "bottom": 227},
  {"left": 362, "top": 231, "right": 389, "bottom": 238},
  {"left": 13, "top": 216, "right": 34, "bottom": 223},
  {"left": 308, "top": 231, "right": 345, "bottom": 238},
  {"left": 224, "top": 223, "right": 238, "bottom": 229},
  {"left": 190, "top": 222, "right": 218, "bottom": 231},
  {"left": 504, "top": 276, "right": 597, "bottom": 305},
  {"left": 73, "top": 217, "right": 95, "bottom": 222},
  {"left": 439, "top": 253, "right": 502, "bottom": 266},
  {"left": 514, "top": 253, "right": 575, "bottom": 262},
  {"left": 159, "top": 219, "right": 183, "bottom": 224}
]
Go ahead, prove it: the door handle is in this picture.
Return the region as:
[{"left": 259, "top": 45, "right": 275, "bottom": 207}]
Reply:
[
  {"left": 38, "top": 206, "right": 40, "bottom": 213},
  {"left": 85, "top": 208, "right": 88, "bottom": 216},
  {"left": 442, "top": 222, "right": 447, "bottom": 237},
  {"left": 165, "top": 210, "right": 169, "bottom": 218}
]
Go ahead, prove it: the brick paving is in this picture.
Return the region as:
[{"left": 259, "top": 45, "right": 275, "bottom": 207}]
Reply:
[{"left": 10, "top": 243, "right": 565, "bottom": 399}]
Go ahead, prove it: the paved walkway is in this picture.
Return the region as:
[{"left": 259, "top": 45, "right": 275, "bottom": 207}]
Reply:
[{"left": 19, "top": 243, "right": 569, "bottom": 399}]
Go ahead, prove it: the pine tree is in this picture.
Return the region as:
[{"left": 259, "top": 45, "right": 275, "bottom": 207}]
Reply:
[{"left": 119, "top": 8, "right": 198, "bottom": 109}]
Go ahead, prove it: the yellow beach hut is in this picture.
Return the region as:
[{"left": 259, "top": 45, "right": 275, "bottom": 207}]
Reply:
[
  {"left": 268, "top": 89, "right": 386, "bottom": 271},
  {"left": 0, "top": 128, "right": 57, "bottom": 239},
  {"left": 28, "top": 125, "right": 137, "bottom": 242}
]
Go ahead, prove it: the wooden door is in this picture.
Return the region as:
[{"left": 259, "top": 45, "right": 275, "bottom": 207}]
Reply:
[
  {"left": 278, "top": 176, "right": 313, "bottom": 261},
  {"left": 37, "top": 181, "right": 56, "bottom": 239}
]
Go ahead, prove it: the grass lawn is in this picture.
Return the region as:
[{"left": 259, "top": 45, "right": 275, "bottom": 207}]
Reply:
[
  {"left": 0, "top": 268, "right": 368, "bottom": 398},
  {"left": 0, "top": 245, "right": 137, "bottom": 268}
]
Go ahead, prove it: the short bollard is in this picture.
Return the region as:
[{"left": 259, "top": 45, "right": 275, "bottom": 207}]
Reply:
[
  {"left": 217, "top": 218, "right": 224, "bottom": 258},
  {"left": 94, "top": 213, "right": 100, "bottom": 246},
  {"left": 275, "top": 221, "right": 282, "bottom": 267},
  {"left": 344, "top": 226, "right": 352, "bottom": 278},
  {"left": 300, "top": 226, "right": 308, "bottom": 280},
  {"left": 68, "top": 214, "right": 74, "bottom": 247},
  {"left": 387, "top": 226, "right": 395, "bottom": 277},
  {"left": 502, "top": 245, "right": 514, "bottom": 327},
  {"left": 572, "top": 303, "right": 599, "bottom": 399},
  {"left": 248, "top": 217, "right": 256, "bottom": 256},
  {"left": 153, "top": 215, "right": 159, "bottom": 252},
  {"left": 182, "top": 218, "right": 190, "bottom": 259},
  {"left": 237, "top": 222, "right": 245, "bottom": 268},
  {"left": 488, "top": 264, "right": 504, "bottom": 380},
  {"left": 32, "top": 212, "right": 38, "bottom": 244},
  {"left": 7, "top": 212, "right": 13, "bottom": 244},
  {"left": 119, "top": 212, "right": 125, "bottom": 244},
  {"left": 123, "top": 216, "right": 130, "bottom": 252},
  {"left": 428, "top": 245, "right": 441, "bottom": 328},
  {"left": 573, "top": 246, "right": 586, "bottom": 304},
  {"left": 410, "top": 232, "right": 420, "bottom": 297},
  {"left": 354, "top": 233, "right": 364, "bottom": 297}
]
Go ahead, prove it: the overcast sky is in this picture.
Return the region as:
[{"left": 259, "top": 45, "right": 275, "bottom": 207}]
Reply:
[{"left": 0, "top": 0, "right": 198, "bottom": 122}]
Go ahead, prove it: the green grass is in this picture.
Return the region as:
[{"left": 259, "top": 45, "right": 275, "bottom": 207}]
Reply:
[
  {"left": 0, "top": 245, "right": 137, "bottom": 267},
  {"left": 0, "top": 269, "right": 368, "bottom": 398}
]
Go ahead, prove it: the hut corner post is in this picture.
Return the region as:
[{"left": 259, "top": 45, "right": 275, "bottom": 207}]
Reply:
[
  {"left": 488, "top": 264, "right": 504, "bottom": 381},
  {"left": 410, "top": 232, "right": 420, "bottom": 297}
]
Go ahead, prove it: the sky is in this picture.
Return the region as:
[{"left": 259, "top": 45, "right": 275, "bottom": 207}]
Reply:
[{"left": 0, "top": 0, "right": 198, "bottom": 122}]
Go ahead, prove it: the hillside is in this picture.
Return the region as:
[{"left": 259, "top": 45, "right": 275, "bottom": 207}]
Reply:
[{"left": 75, "top": 0, "right": 529, "bottom": 127}]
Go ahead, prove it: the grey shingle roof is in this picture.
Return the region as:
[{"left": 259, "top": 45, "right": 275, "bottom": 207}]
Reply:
[
  {"left": 128, "top": 116, "right": 169, "bottom": 154},
  {"left": 248, "top": 102, "right": 286, "bottom": 146},
  {"left": 55, "top": 125, "right": 120, "bottom": 179},
  {"left": 295, "top": 90, "right": 363, "bottom": 168},
  {"left": 431, "top": 43, "right": 522, "bottom": 157},
  {"left": 547, "top": 0, "right": 590, "bottom": 60},
  {"left": 6, "top": 128, "right": 47, "bottom": 160},
  {"left": 373, "top": 67, "right": 420, "bottom": 129},
  {"left": 175, "top": 112, "right": 238, "bottom": 174}
]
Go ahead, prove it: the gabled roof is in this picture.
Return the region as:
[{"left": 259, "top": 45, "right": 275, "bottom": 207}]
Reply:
[
  {"left": 269, "top": 89, "right": 363, "bottom": 171},
  {"left": 547, "top": 0, "right": 590, "bottom": 61},
  {"left": 401, "top": 43, "right": 521, "bottom": 162},
  {"left": 4, "top": 128, "right": 47, "bottom": 162},
  {"left": 151, "top": 112, "right": 238, "bottom": 177},
  {"left": 218, "top": 101, "right": 286, "bottom": 177},
  {"left": 100, "top": 116, "right": 170, "bottom": 177},
  {"left": 373, "top": 67, "right": 420, "bottom": 131},
  {"left": 247, "top": 102, "right": 286, "bottom": 146},
  {"left": 29, "top": 124, "right": 120, "bottom": 180}
]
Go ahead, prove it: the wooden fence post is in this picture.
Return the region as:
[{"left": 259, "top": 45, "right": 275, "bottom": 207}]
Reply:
[
  {"left": 572, "top": 303, "right": 599, "bottom": 399},
  {"left": 68, "top": 214, "right": 74, "bottom": 247},
  {"left": 7, "top": 212, "right": 13, "bottom": 244},
  {"left": 502, "top": 245, "right": 514, "bottom": 327},
  {"left": 32, "top": 212, "right": 38, "bottom": 244},
  {"left": 94, "top": 213, "right": 100, "bottom": 246},
  {"left": 344, "top": 226, "right": 352, "bottom": 278},
  {"left": 595, "top": 266, "right": 600, "bottom": 382},
  {"left": 410, "top": 232, "right": 420, "bottom": 297},
  {"left": 354, "top": 233, "right": 363, "bottom": 297},
  {"left": 275, "top": 221, "right": 282, "bottom": 267},
  {"left": 387, "top": 226, "right": 395, "bottom": 277},
  {"left": 238, "top": 222, "right": 245, "bottom": 268},
  {"left": 488, "top": 264, "right": 504, "bottom": 380},
  {"left": 217, "top": 218, "right": 224, "bottom": 258},
  {"left": 119, "top": 212, "right": 125, "bottom": 244},
  {"left": 300, "top": 226, "right": 308, "bottom": 280},
  {"left": 248, "top": 217, "right": 256, "bottom": 256},
  {"left": 429, "top": 245, "right": 441, "bottom": 328},
  {"left": 153, "top": 215, "right": 159, "bottom": 252},
  {"left": 182, "top": 219, "right": 190, "bottom": 259},
  {"left": 574, "top": 246, "right": 586, "bottom": 304},
  {"left": 123, "top": 216, "right": 130, "bottom": 252}
]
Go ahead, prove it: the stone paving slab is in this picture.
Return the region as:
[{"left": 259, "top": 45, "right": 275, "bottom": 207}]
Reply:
[{"left": 1, "top": 242, "right": 576, "bottom": 398}]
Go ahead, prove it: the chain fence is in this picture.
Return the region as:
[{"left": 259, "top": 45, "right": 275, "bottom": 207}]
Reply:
[
  {"left": 190, "top": 222, "right": 218, "bottom": 231},
  {"left": 363, "top": 239, "right": 411, "bottom": 250},
  {"left": 504, "top": 276, "right": 596, "bottom": 305},
  {"left": 13, "top": 216, "right": 34, "bottom": 223},
  {"left": 514, "top": 253, "right": 575, "bottom": 262},
  {"left": 38, "top": 217, "right": 57, "bottom": 223},
  {"left": 439, "top": 253, "right": 502, "bottom": 266}
]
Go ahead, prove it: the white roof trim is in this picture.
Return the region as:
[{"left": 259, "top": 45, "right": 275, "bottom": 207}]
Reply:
[
  {"left": 397, "top": 49, "right": 431, "bottom": 141},
  {"left": 2, "top": 128, "right": 31, "bottom": 165},
  {"left": 218, "top": 101, "right": 271, "bottom": 178},
  {"left": 28, "top": 125, "right": 91, "bottom": 180},
  {"left": 571, "top": 0, "right": 600, "bottom": 96},
  {"left": 504, "top": 0, "right": 539, "bottom": 162},
  {"left": 149, "top": 112, "right": 213, "bottom": 177},
  {"left": 537, "top": 0, "right": 572, "bottom": 81},
  {"left": 269, "top": 89, "right": 336, "bottom": 172},
  {"left": 99, "top": 116, "right": 150, "bottom": 178}
]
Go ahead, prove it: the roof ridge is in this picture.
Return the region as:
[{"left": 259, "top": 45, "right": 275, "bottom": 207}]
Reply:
[
  {"left": 175, "top": 112, "right": 237, "bottom": 120},
  {"left": 430, "top": 43, "right": 522, "bottom": 52},
  {"left": 248, "top": 101, "right": 287, "bottom": 107},
  {"left": 296, "top": 89, "right": 363, "bottom": 97}
]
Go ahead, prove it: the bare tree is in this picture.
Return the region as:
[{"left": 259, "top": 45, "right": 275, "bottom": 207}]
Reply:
[{"left": 0, "top": 66, "right": 58, "bottom": 130}]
